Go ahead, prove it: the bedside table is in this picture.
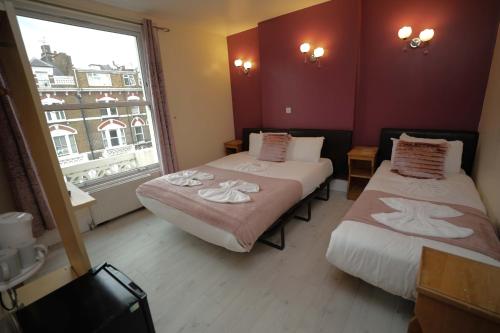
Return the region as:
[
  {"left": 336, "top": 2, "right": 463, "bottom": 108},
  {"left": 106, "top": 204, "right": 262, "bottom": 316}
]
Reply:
[
  {"left": 409, "top": 247, "right": 500, "bottom": 333},
  {"left": 224, "top": 139, "right": 242, "bottom": 155},
  {"left": 347, "top": 146, "right": 378, "bottom": 200}
]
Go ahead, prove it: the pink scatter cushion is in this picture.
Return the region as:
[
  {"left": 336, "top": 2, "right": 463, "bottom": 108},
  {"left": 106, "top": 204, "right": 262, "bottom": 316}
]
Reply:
[
  {"left": 391, "top": 140, "right": 448, "bottom": 179},
  {"left": 258, "top": 133, "right": 291, "bottom": 162}
]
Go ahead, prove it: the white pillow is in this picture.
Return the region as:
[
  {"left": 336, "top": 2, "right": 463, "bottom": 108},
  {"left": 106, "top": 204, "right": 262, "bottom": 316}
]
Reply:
[
  {"left": 248, "top": 132, "right": 263, "bottom": 157},
  {"left": 400, "top": 133, "right": 464, "bottom": 174},
  {"left": 286, "top": 136, "right": 324, "bottom": 163}
]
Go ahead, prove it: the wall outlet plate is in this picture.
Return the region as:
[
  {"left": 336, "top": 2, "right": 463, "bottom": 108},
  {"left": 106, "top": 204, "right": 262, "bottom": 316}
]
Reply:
[{"left": 285, "top": 107, "right": 292, "bottom": 114}]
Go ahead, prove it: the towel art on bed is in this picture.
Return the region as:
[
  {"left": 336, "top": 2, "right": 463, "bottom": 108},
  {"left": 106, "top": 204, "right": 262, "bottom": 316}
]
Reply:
[
  {"left": 372, "top": 197, "right": 473, "bottom": 238},
  {"left": 165, "top": 170, "right": 214, "bottom": 186},
  {"left": 343, "top": 190, "right": 500, "bottom": 260},
  {"left": 198, "top": 180, "right": 260, "bottom": 203}
]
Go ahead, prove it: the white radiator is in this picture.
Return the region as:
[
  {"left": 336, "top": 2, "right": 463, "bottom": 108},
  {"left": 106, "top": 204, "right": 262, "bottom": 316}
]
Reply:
[{"left": 87, "top": 170, "right": 160, "bottom": 225}]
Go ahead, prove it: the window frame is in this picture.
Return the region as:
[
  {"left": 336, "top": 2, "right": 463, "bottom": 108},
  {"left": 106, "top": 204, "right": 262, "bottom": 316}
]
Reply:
[
  {"left": 123, "top": 74, "right": 136, "bottom": 87},
  {"left": 15, "top": 4, "right": 161, "bottom": 189},
  {"left": 133, "top": 126, "right": 145, "bottom": 143},
  {"left": 52, "top": 134, "right": 78, "bottom": 157}
]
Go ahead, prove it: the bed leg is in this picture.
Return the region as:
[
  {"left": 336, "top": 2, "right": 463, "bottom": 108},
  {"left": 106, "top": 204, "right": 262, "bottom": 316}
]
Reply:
[
  {"left": 258, "top": 226, "right": 285, "bottom": 250},
  {"left": 315, "top": 181, "right": 330, "bottom": 201},
  {"left": 294, "top": 201, "right": 311, "bottom": 222}
]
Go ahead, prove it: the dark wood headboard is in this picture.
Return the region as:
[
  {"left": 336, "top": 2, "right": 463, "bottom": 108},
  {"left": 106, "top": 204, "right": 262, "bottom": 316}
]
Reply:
[
  {"left": 377, "top": 128, "right": 479, "bottom": 175},
  {"left": 242, "top": 128, "right": 353, "bottom": 179}
]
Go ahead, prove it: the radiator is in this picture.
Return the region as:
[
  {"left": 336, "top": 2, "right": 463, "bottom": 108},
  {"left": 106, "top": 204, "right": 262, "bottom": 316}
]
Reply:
[{"left": 87, "top": 170, "right": 160, "bottom": 225}]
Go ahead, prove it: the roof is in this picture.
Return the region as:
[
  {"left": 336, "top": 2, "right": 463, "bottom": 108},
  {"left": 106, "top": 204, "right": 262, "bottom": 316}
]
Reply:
[{"left": 30, "top": 58, "right": 54, "bottom": 68}]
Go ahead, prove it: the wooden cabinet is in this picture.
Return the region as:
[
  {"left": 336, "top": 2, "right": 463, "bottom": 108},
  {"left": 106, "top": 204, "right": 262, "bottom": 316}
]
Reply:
[
  {"left": 409, "top": 247, "right": 500, "bottom": 333},
  {"left": 224, "top": 139, "right": 242, "bottom": 155},
  {"left": 347, "top": 146, "right": 378, "bottom": 200}
]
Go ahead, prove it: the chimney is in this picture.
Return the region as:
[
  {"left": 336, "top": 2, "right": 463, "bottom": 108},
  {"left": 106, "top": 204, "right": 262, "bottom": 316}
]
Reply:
[{"left": 41, "top": 44, "right": 54, "bottom": 63}]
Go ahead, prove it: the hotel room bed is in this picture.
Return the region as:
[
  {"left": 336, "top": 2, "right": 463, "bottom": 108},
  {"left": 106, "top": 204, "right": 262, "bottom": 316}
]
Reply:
[
  {"left": 138, "top": 128, "right": 352, "bottom": 252},
  {"left": 326, "top": 128, "right": 500, "bottom": 300},
  {"left": 138, "top": 152, "right": 333, "bottom": 252}
]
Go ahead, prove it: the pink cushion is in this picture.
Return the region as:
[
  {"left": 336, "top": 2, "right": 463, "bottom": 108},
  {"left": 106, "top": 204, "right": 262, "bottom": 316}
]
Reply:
[
  {"left": 391, "top": 140, "right": 448, "bottom": 179},
  {"left": 258, "top": 134, "right": 290, "bottom": 162}
]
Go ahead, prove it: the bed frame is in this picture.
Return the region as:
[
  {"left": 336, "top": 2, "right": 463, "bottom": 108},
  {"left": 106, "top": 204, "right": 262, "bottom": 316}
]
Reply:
[
  {"left": 242, "top": 128, "right": 353, "bottom": 250},
  {"left": 377, "top": 128, "right": 479, "bottom": 176}
]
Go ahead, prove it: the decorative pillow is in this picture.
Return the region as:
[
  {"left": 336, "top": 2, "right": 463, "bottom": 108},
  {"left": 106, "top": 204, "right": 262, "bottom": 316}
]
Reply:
[
  {"left": 400, "top": 133, "right": 463, "bottom": 174},
  {"left": 286, "top": 136, "right": 324, "bottom": 163},
  {"left": 248, "top": 133, "right": 263, "bottom": 157},
  {"left": 258, "top": 133, "right": 291, "bottom": 162},
  {"left": 391, "top": 140, "right": 448, "bottom": 179}
]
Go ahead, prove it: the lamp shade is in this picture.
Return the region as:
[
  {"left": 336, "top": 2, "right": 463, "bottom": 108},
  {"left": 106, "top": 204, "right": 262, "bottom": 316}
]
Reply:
[
  {"left": 234, "top": 59, "right": 243, "bottom": 67},
  {"left": 419, "top": 29, "right": 435, "bottom": 42},
  {"left": 300, "top": 42, "right": 311, "bottom": 53},
  {"left": 243, "top": 61, "right": 252, "bottom": 70},
  {"left": 398, "top": 26, "right": 412, "bottom": 39},
  {"left": 313, "top": 47, "right": 325, "bottom": 58}
]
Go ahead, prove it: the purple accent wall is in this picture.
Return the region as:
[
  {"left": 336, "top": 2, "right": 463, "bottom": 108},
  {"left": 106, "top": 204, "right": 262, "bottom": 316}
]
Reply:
[
  {"left": 259, "top": 0, "right": 360, "bottom": 130},
  {"left": 227, "top": 0, "right": 500, "bottom": 145},
  {"left": 227, "top": 28, "right": 262, "bottom": 139}
]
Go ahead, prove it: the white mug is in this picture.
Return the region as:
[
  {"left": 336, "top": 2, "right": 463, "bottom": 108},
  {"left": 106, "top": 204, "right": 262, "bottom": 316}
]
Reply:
[
  {"left": 0, "top": 249, "right": 21, "bottom": 282},
  {"left": 16, "top": 238, "right": 47, "bottom": 269}
]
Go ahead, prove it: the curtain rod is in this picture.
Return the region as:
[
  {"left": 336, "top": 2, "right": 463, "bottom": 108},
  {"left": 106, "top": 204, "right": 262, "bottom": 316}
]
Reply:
[{"left": 23, "top": 0, "right": 170, "bottom": 32}]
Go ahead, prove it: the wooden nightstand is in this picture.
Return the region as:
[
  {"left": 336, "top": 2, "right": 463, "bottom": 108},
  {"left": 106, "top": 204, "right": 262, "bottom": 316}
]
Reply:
[
  {"left": 409, "top": 247, "right": 500, "bottom": 333},
  {"left": 347, "top": 146, "right": 378, "bottom": 200},
  {"left": 224, "top": 139, "right": 242, "bottom": 155}
]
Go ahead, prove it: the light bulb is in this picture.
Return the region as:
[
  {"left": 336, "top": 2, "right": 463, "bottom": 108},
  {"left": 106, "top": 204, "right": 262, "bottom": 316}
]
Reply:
[
  {"left": 300, "top": 42, "right": 311, "bottom": 53},
  {"left": 398, "top": 26, "right": 412, "bottom": 40},
  {"left": 234, "top": 59, "right": 243, "bottom": 67},
  {"left": 419, "top": 29, "right": 434, "bottom": 42},
  {"left": 243, "top": 61, "right": 252, "bottom": 70},
  {"left": 313, "top": 47, "right": 325, "bottom": 58}
]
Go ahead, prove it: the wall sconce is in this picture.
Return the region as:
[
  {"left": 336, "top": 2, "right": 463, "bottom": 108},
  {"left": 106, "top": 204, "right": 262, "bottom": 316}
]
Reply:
[
  {"left": 398, "top": 26, "right": 435, "bottom": 50},
  {"left": 300, "top": 42, "right": 325, "bottom": 66},
  {"left": 234, "top": 58, "right": 252, "bottom": 75}
]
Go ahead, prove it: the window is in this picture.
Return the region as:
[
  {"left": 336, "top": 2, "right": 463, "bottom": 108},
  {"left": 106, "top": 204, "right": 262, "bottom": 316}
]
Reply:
[
  {"left": 123, "top": 74, "right": 136, "bottom": 86},
  {"left": 133, "top": 126, "right": 144, "bottom": 142},
  {"left": 87, "top": 73, "right": 112, "bottom": 86},
  {"left": 101, "top": 129, "right": 126, "bottom": 148},
  {"left": 49, "top": 125, "right": 78, "bottom": 157},
  {"left": 18, "top": 14, "right": 160, "bottom": 186},
  {"left": 45, "top": 110, "right": 66, "bottom": 123},
  {"left": 131, "top": 106, "right": 140, "bottom": 115},
  {"left": 100, "top": 107, "right": 118, "bottom": 117}
]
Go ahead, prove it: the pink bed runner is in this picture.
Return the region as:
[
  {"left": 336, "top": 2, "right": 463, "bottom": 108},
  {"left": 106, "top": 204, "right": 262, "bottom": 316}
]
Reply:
[
  {"left": 343, "top": 190, "right": 500, "bottom": 261},
  {"left": 136, "top": 165, "right": 302, "bottom": 250}
]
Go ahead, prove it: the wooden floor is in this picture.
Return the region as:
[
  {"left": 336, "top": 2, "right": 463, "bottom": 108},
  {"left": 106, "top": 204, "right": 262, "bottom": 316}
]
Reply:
[{"left": 36, "top": 191, "right": 414, "bottom": 333}]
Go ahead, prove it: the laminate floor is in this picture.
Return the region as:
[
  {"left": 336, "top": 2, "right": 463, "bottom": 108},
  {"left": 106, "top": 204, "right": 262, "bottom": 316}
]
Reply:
[{"left": 35, "top": 191, "right": 414, "bottom": 333}]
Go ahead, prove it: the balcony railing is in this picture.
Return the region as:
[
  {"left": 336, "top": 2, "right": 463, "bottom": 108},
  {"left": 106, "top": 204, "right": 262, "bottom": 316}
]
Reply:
[
  {"left": 62, "top": 146, "right": 157, "bottom": 185},
  {"left": 53, "top": 76, "right": 75, "bottom": 85}
]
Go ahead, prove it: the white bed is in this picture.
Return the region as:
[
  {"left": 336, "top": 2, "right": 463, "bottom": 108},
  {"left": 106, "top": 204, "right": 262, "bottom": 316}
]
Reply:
[
  {"left": 138, "top": 152, "right": 333, "bottom": 252},
  {"left": 326, "top": 161, "right": 500, "bottom": 300}
]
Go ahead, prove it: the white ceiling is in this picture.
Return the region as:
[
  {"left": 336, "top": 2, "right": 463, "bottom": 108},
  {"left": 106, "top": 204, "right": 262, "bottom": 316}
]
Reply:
[{"left": 94, "top": 0, "right": 328, "bottom": 35}]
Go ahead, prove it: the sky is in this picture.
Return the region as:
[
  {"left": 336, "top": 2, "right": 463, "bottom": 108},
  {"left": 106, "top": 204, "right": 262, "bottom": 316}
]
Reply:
[{"left": 17, "top": 16, "right": 141, "bottom": 70}]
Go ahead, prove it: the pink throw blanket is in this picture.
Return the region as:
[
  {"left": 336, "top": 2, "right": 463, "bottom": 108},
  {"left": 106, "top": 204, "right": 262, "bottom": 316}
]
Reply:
[
  {"left": 136, "top": 165, "right": 302, "bottom": 250},
  {"left": 343, "top": 190, "right": 500, "bottom": 261}
]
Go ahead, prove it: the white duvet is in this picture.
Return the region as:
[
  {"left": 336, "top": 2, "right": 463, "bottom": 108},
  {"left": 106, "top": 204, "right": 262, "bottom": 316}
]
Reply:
[{"left": 326, "top": 161, "right": 499, "bottom": 300}]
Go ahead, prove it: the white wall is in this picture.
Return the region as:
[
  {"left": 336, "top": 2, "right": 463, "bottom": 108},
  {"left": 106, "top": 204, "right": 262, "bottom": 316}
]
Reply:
[{"left": 474, "top": 25, "right": 500, "bottom": 227}]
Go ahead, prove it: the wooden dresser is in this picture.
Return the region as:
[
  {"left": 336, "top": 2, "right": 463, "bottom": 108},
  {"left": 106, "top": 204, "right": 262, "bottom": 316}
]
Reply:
[{"left": 409, "top": 247, "right": 500, "bottom": 333}]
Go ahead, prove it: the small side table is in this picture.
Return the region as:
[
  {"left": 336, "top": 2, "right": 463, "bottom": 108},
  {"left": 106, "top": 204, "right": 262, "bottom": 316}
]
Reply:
[
  {"left": 347, "top": 146, "right": 378, "bottom": 200},
  {"left": 409, "top": 247, "right": 500, "bottom": 333},
  {"left": 224, "top": 139, "right": 242, "bottom": 155}
]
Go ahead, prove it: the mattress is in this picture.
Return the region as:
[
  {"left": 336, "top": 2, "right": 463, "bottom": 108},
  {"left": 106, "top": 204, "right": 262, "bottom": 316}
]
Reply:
[
  {"left": 138, "top": 152, "right": 333, "bottom": 252},
  {"left": 326, "top": 161, "right": 500, "bottom": 300}
]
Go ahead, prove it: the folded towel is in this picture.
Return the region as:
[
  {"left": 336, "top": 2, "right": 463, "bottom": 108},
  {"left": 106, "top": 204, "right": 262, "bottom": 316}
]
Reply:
[
  {"left": 198, "top": 180, "right": 260, "bottom": 203},
  {"left": 371, "top": 197, "right": 473, "bottom": 238},
  {"left": 165, "top": 170, "right": 214, "bottom": 187},
  {"left": 234, "top": 162, "right": 269, "bottom": 173}
]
